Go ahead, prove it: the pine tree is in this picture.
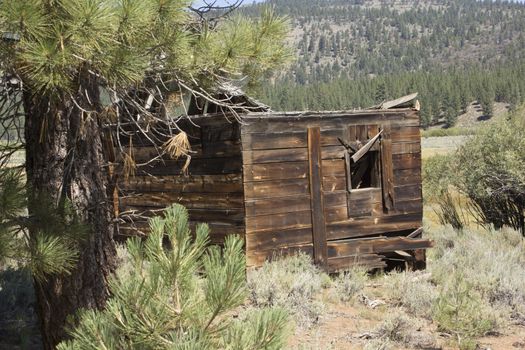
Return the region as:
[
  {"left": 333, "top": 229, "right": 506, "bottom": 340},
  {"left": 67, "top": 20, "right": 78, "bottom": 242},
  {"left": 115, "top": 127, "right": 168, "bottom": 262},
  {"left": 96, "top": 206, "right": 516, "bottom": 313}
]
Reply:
[
  {"left": 57, "top": 204, "right": 289, "bottom": 350},
  {"left": 0, "top": 2, "right": 289, "bottom": 348}
]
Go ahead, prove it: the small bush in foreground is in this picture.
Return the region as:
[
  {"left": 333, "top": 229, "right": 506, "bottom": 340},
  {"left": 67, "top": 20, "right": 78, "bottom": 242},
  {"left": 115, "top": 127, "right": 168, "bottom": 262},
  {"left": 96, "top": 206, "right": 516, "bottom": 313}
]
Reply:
[
  {"left": 247, "top": 253, "right": 328, "bottom": 329},
  {"left": 58, "top": 204, "right": 289, "bottom": 350},
  {"left": 333, "top": 267, "right": 368, "bottom": 302},
  {"left": 385, "top": 271, "right": 437, "bottom": 319}
]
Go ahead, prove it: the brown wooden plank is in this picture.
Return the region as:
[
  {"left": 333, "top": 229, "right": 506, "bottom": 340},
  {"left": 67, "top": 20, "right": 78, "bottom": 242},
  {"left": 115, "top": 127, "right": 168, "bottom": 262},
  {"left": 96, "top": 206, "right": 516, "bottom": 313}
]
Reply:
[
  {"left": 394, "top": 184, "right": 422, "bottom": 202},
  {"left": 368, "top": 125, "right": 379, "bottom": 138},
  {"left": 324, "top": 191, "right": 347, "bottom": 208},
  {"left": 327, "top": 254, "right": 387, "bottom": 271},
  {"left": 241, "top": 132, "right": 307, "bottom": 150},
  {"left": 244, "top": 178, "right": 309, "bottom": 200},
  {"left": 121, "top": 174, "right": 242, "bottom": 193},
  {"left": 393, "top": 153, "right": 421, "bottom": 170},
  {"left": 395, "top": 199, "right": 423, "bottom": 214},
  {"left": 326, "top": 213, "right": 423, "bottom": 240},
  {"left": 120, "top": 192, "right": 244, "bottom": 209},
  {"left": 381, "top": 124, "right": 395, "bottom": 211},
  {"left": 347, "top": 125, "right": 356, "bottom": 142},
  {"left": 126, "top": 141, "right": 241, "bottom": 163},
  {"left": 356, "top": 125, "right": 367, "bottom": 141},
  {"left": 242, "top": 148, "right": 307, "bottom": 164},
  {"left": 243, "top": 161, "right": 308, "bottom": 182},
  {"left": 392, "top": 142, "right": 421, "bottom": 155},
  {"left": 245, "top": 210, "right": 312, "bottom": 233},
  {"left": 393, "top": 169, "right": 421, "bottom": 187},
  {"left": 327, "top": 236, "right": 432, "bottom": 258},
  {"left": 322, "top": 159, "right": 345, "bottom": 177},
  {"left": 347, "top": 188, "right": 382, "bottom": 219},
  {"left": 390, "top": 126, "right": 421, "bottom": 142},
  {"left": 323, "top": 175, "right": 346, "bottom": 192},
  {"left": 245, "top": 195, "right": 311, "bottom": 217},
  {"left": 308, "top": 127, "right": 328, "bottom": 269},
  {"left": 246, "top": 227, "right": 314, "bottom": 251},
  {"left": 241, "top": 113, "right": 419, "bottom": 134},
  {"left": 136, "top": 157, "right": 242, "bottom": 176}
]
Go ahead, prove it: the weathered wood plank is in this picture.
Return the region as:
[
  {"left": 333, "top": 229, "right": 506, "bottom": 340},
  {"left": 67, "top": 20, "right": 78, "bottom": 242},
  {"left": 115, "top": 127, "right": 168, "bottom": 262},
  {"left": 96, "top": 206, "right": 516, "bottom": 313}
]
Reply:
[
  {"left": 324, "top": 191, "right": 347, "bottom": 208},
  {"left": 241, "top": 113, "right": 420, "bottom": 134},
  {"left": 381, "top": 124, "right": 395, "bottom": 211},
  {"left": 244, "top": 178, "right": 310, "bottom": 199},
  {"left": 136, "top": 157, "right": 242, "bottom": 176},
  {"left": 392, "top": 142, "right": 421, "bottom": 155},
  {"left": 322, "top": 159, "right": 345, "bottom": 177},
  {"left": 246, "top": 227, "right": 314, "bottom": 251},
  {"left": 120, "top": 192, "right": 244, "bottom": 209},
  {"left": 347, "top": 188, "right": 382, "bottom": 219},
  {"left": 327, "top": 254, "right": 387, "bottom": 271},
  {"left": 327, "top": 236, "right": 432, "bottom": 258},
  {"left": 326, "top": 213, "right": 423, "bottom": 240},
  {"left": 121, "top": 174, "right": 242, "bottom": 193},
  {"left": 241, "top": 132, "right": 307, "bottom": 150},
  {"left": 390, "top": 126, "right": 421, "bottom": 142},
  {"left": 308, "top": 127, "right": 328, "bottom": 269},
  {"left": 394, "top": 184, "right": 423, "bottom": 202},
  {"left": 245, "top": 210, "right": 312, "bottom": 233},
  {"left": 127, "top": 141, "right": 241, "bottom": 162},
  {"left": 243, "top": 161, "right": 308, "bottom": 182},
  {"left": 322, "top": 176, "right": 346, "bottom": 192},
  {"left": 245, "top": 195, "right": 311, "bottom": 217},
  {"left": 393, "top": 153, "right": 421, "bottom": 170}
]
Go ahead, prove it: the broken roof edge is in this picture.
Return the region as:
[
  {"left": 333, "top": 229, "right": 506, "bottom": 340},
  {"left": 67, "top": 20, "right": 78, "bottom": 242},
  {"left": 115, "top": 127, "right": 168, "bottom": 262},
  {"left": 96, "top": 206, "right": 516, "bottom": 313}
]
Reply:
[
  {"left": 369, "top": 92, "right": 420, "bottom": 110},
  {"left": 161, "top": 93, "right": 420, "bottom": 122}
]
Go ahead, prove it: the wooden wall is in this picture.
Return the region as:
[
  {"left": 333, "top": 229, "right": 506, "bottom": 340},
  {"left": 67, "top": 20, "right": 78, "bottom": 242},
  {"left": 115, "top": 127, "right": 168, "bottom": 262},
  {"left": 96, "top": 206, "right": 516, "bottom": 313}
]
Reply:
[
  {"left": 241, "top": 109, "right": 424, "bottom": 268},
  {"left": 116, "top": 117, "right": 245, "bottom": 244}
]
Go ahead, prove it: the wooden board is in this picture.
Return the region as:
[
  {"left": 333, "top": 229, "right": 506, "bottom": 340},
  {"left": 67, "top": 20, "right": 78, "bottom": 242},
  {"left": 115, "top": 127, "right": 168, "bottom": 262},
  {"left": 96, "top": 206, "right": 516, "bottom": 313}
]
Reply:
[
  {"left": 243, "top": 161, "right": 308, "bottom": 182},
  {"left": 121, "top": 174, "right": 242, "bottom": 193},
  {"left": 380, "top": 124, "right": 395, "bottom": 211},
  {"left": 326, "top": 213, "right": 422, "bottom": 240},
  {"left": 244, "top": 178, "right": 310, "bottom": 200},
  {"left": 308, "top": 127, "right": 328, "bottom": 269}
]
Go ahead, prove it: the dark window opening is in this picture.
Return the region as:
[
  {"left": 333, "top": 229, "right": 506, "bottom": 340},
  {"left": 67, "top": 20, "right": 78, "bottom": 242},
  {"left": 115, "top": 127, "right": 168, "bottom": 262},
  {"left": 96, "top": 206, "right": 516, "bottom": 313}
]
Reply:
[{"left": 350, "top": 151, "right": 380, "bottom": 189}]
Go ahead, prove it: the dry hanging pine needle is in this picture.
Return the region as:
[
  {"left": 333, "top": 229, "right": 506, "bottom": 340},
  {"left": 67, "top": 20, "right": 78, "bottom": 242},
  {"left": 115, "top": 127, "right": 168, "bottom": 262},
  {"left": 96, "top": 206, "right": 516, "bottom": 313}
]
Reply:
[{"left": 163, "top": 131, "right": 192, "bottom": 175}]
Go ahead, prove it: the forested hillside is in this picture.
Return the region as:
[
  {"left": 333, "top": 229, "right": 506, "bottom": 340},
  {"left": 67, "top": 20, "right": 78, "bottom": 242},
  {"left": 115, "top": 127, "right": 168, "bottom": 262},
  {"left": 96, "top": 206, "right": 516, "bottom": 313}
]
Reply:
[{"left": 245, "top": 0, "right": 525, "bottom": 127}]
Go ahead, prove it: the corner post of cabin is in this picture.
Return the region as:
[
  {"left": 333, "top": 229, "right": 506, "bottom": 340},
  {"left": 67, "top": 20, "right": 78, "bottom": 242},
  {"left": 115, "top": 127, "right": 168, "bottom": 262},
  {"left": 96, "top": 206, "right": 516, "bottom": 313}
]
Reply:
[{"left": 307, "top": 126, "right": 328, "bottom": 270}]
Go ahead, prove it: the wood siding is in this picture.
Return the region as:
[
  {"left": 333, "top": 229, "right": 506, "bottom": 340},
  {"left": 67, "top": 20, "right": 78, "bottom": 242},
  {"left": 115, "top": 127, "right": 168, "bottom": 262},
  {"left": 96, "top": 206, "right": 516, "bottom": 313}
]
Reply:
[
  {"left": 241, "top": 109, "right": 424, "bottom": 268},
  {"left": 117, "top": 120, "right": 244, "bottom": 244}
]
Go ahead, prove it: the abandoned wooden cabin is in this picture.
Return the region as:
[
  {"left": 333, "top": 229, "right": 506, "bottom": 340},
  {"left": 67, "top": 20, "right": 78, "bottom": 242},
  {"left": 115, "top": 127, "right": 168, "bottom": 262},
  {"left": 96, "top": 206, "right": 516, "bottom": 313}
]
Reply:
[{"left": 110, "top": 93, "right": 432, "bottom": 272}]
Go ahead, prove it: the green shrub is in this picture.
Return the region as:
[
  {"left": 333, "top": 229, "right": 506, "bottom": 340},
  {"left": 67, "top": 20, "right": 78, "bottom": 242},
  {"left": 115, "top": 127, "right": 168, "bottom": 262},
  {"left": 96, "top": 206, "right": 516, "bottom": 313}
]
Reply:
[
  {"left": 247, "top": 253, "right": 327, "bottom": 329},
  {"left": 432, "top": 273, "right": 498, "bottom": 347},
  {"left": 333, "top": 267, "right": 368, "bottom": 302},
  {"left": 430, "top": 226, "right": 525, "bottom": 324},
  {"left": 454, "top": 113, "right": 525, "bottom": 234},
  {"left": 384, "top": 271, "right": 437, "bottom": 319},
  {"left": 58, "top": 204, "right": 289, "bottom": 350}
]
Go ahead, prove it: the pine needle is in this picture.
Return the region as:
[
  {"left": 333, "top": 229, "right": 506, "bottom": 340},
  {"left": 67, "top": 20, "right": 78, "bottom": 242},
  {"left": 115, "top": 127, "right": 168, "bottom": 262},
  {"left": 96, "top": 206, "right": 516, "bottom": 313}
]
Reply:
[
  {"left": 122, "top": 151, "right": 136, "bottom": 181},
  {"left": 163, "top": 131, "right": 192, "bottom": 175}
]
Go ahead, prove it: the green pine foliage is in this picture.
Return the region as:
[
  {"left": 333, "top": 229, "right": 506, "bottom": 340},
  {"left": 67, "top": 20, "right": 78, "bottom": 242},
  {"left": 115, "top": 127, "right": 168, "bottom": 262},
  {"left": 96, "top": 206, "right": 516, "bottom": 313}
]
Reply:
[
  {"left": 0, "top": 1, "right": 290, "bottom": 99},
  {"left": 0, "top": 168, "right": 82, "bottom": 280},
  {"left": 57, "top": 204, "right": 289, "bottom": 350}
]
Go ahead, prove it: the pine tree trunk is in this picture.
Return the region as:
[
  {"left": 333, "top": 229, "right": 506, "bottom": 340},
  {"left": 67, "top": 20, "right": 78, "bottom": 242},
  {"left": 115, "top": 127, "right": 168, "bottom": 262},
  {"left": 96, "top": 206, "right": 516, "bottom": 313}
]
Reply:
[{"left": 23, "top": 76, "right": 116, "bottom": 349}]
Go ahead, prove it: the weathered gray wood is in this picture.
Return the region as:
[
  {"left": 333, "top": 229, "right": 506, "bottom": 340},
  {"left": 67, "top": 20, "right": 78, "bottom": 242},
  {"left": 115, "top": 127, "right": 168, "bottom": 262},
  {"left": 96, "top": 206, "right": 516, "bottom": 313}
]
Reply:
[
  {"left": 351, "top": 130, "right": 383, "bottom": 163},
  {"left": 243, "top": 161, "right": 308, "bottom": 182},
  {"left": 308, "top": 127, "right": 328, "bottom": 269},
  {"left": 244, "top": 178, "right": 310, "bottom": 200},
  {"left": 326, "top": 213, "right": 422, "bottom": 240},
  {"left": 380, "top": 124, "right": 395, "bottom": 212}
]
